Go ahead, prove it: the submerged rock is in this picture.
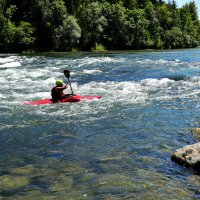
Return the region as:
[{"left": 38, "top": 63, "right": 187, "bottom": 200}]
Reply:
[
  {"left": 171, "top": 142, "right": 200, "bottom": 169},
  {"left": 191, "top": 128, "right": 200, "bottom": 141},
  {"left": 0, "top": 175, "right": 30, "bottom": 191}
]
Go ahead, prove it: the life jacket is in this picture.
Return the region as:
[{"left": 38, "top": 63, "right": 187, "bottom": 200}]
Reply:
[{"left": 51, "top": 86, "right": 64, "bottom": 101}]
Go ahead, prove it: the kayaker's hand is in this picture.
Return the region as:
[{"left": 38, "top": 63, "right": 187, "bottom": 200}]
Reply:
[{"left": 64, "top": 84, "right": 68, "bottom": 89}]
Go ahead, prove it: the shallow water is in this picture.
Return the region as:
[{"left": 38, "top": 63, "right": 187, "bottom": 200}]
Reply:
[{"left": 1, "top": 49, "right": 200, "bottom": 199}]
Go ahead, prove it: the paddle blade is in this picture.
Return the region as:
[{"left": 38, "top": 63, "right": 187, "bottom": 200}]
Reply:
[{"left": 63, "top": 70, "right": 70, "bottom": 78}]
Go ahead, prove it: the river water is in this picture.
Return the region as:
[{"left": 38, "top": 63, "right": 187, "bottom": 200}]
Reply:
[{"left": 1, "top": 49, "right": 200, "bottom": 199}]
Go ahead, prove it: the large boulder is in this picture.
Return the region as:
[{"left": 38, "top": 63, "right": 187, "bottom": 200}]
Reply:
[{"left": 171, "top": 142, "right": 200, "bottom": 170}]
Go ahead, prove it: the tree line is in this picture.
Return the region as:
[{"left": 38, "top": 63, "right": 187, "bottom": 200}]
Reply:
[{"left": 0, "top": 0, "right": 200, "bottom": 52}]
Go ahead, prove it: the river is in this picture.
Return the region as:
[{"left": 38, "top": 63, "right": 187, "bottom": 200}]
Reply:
[{"left": 1, "top": 49, "right": 200, "bottom": 199}]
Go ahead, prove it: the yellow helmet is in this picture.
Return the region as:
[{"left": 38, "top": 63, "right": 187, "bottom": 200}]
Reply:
[{"left": 56, "top": 80, "right": 63, "bottom": 86}]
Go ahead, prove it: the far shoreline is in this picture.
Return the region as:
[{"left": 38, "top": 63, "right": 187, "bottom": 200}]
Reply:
[{"left": 1, "top": 47, "right": 200, "bottom": 56}]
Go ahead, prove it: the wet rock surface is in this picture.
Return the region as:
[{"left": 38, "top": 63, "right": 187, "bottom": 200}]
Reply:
[{"left": 171, "top": 128, "right": 200, "bottom": 170}]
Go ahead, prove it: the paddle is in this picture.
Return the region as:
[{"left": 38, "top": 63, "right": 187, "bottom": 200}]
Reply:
[{"left": 63, "top": 70, "right": 74, "bottom": 94}]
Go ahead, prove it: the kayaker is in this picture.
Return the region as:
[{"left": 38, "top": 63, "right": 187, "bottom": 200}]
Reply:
[{"left": 51, "top": 80, "right": 71, "bottom": 101}]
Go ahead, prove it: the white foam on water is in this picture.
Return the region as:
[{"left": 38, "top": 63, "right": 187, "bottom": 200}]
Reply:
[
  {"left": 82, "top": 69, "right": 102, "bottom": 74},
  {"left": 0, "top": 61, "right": 21, "bottom": 68},
  {"left": 73, "top": 78, "right": 174, "bottom": 107},
  {"left": 41, "top": 78, "right": 176, "bottom": 118},
  {"left": 15, "top": 75, "right": 198, "bottom": 108},
  {"left": 136, "top": 58, "right": 186, "bottom": 68},
  {"left": 0, "top": 56, "right": 18, "bottom": 64},
  {"left": 72, "top": 56, "right": 125, "bottom": 68},
  {"left": 0, "top": 55, "right": 23, "bottom": 69},
  {"left": 137, "top": 59, "right": 169, "bottom": 64}
]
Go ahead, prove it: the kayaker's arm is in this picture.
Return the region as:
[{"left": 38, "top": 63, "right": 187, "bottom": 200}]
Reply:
[{"left": 53, "top": 84, "right": 69, "bottom": 91}]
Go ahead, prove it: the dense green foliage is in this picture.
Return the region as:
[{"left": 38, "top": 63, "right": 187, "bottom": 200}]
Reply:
[{"left": 0, "top": 0, "right": 199, "bottom": 52}]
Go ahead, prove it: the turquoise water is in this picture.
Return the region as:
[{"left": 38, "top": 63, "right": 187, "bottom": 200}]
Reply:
[{"left": 1, "top": 49, "right": 200, "bottom": 199}]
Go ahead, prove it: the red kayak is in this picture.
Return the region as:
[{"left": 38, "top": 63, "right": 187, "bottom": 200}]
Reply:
[{"left": 24, "top": 94, "right": 102, "bottom": 105}]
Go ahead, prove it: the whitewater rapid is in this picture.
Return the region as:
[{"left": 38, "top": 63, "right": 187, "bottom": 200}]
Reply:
[{"left": 1, "top": 54, "right": 200, "bottom": 107}]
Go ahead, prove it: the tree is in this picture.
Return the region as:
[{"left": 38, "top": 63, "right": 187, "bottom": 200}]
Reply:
[
  {"left": 55, "top": 16, "right": 81, "bottom": 51},
  {"left": 180, "top": 2, "right": 199, "bottom": 40},
  {"left": 165, "top": 27, "right": 184, "bottom": 48},
  {"left": 0, "top": 2, "right": 35, "bottom": 52},
  {"left": 7, "top": 0, "right": 32, "bottom": 22},
  {"left": 0, "top": 0, "right": 200, "bottom": 52},
  {"left": 102, "top": 2, "right": 150, "bottom": 50},
  {"left": 0, "top": 21, "right": 35, "bottom": 52},
  {"left": 30, "top": 0, "right": 76, "bottom": 50},
  {"left": 188, "top": 1, "right": 199, "bottom": 22},
  {"left": 130, "top": 9, "right": 150, "bottom": 49},
  {"left": 144, "top": 2, "right": 163, "bottom": 48},
  {"left": 78, "top": 2, "right": 107, "bottom": 50},
  {"left": 157, "top": 3, "right": 174, "bottom": 31},
  {"left": 102, "top": 3, "right": 134, "bottom": 49},
  {"left": 136, "top": 0, "right": 148, "bottom": 8},
  {"left": 123, "top": 0, "right": 137, "bottom": 9}
]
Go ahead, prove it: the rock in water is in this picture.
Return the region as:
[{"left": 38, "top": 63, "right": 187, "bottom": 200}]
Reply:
[{"left": 171, "top": 142, "right": 200, "bottom": 170}]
